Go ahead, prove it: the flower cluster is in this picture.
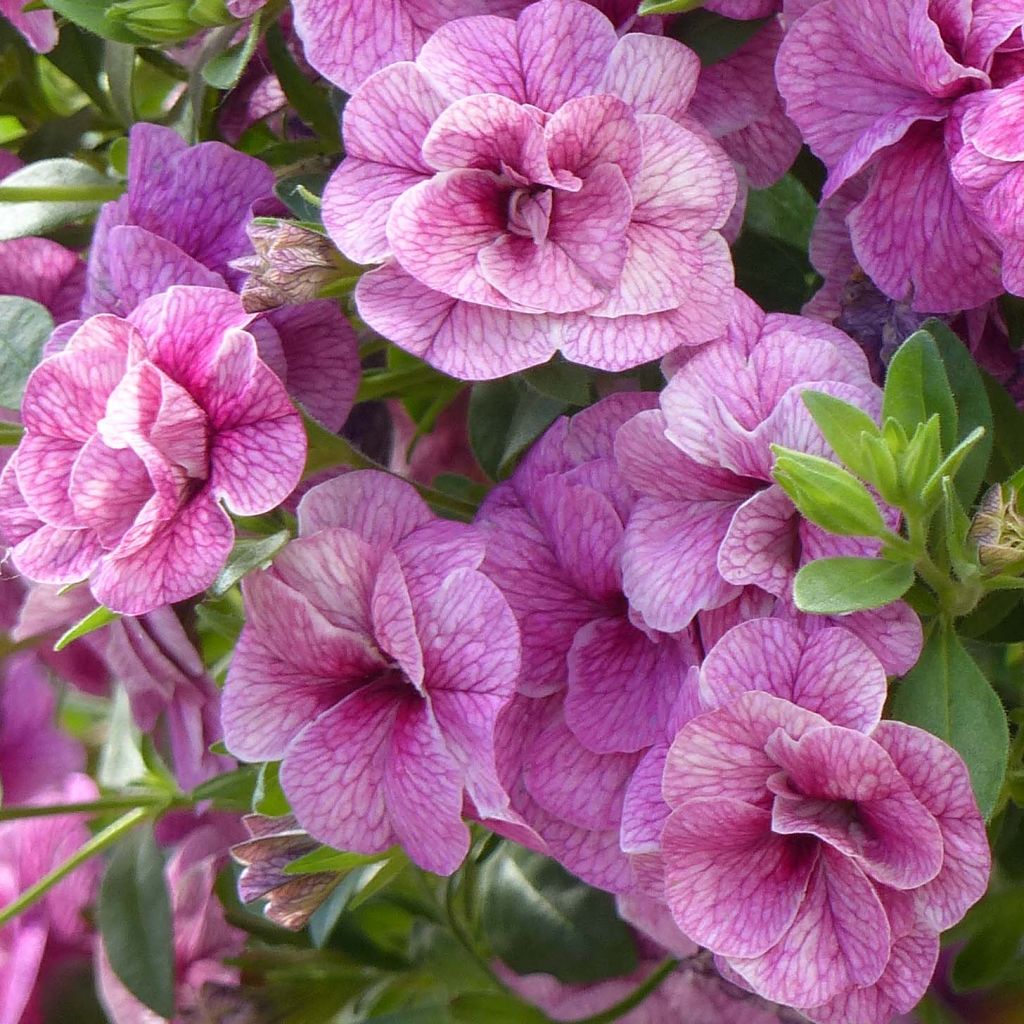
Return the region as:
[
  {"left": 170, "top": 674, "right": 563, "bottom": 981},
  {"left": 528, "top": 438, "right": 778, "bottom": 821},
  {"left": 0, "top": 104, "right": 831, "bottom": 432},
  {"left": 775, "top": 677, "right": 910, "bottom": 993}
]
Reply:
[{"left": 0, "top": 0, "right": 1016, "bottom": 1021}]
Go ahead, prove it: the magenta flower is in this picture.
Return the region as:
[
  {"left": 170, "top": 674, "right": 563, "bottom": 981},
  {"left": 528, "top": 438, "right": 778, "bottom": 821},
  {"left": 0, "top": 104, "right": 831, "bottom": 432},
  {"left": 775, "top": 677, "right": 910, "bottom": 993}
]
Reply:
[
  {"left": 322, "top": 0, "right": 737, "bottom": 378},
  {"left": 0, "top": 0, "right": 57, "bottom": 53},
  {"left": 0, "top": 775, "right": 100, "bottom": 1024},
  {"left": 661, "top": 618, "right": 989, "bottom": 1024},
  {"left": 776, "top": 0, "right": 1024, "bottom": 312},
  {"left": 222, "top": 470, "right": 522, "bottom": 875},
  {"left": 291, "top": 0, "right": 525, "bottom": 94},
  {"left": 0, "top": 286, "right": 306, "bottom": 615},
  {"left": 951, "top": 78, "right": 1024, "bottom": 297},
  {"left": 86, "top": 124, "right": 360, "bottom": 431},
  {"left": 614, "top": 291, "right": 921, "bottom": 675},
  {"left": 0, "top": 238, "right": 84, "bottom": 324},
  {"left": 0, "top": 653, "right": 83, "bottom": 804},
  {"left": 96, "top": 821, "right": 246, "bottom": 1024}
]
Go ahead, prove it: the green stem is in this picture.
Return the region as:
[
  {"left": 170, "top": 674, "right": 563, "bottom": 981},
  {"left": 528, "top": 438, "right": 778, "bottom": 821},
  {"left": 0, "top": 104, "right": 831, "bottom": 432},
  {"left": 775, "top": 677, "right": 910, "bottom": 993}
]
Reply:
[
  {"left": 357, "top": 365, "right": 442, "bottom": 402},
  {"left": 0, "top": 184, "right": 124, "bottom": 203},
  {"left": 567, "top": 958, "right": 679, "bottom": 1024},
  {"left": 0, "top": 794, "right": 173, "bottom": 821},
  {"left": 0, "top": 808, "right": 150, "bottom": 927}
]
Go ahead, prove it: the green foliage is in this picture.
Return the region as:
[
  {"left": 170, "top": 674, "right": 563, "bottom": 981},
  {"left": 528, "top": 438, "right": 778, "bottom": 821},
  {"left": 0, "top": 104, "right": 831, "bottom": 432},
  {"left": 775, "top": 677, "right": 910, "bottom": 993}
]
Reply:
[
  {"left": 469, "top": 377, "right": 567, "bottom": 480},
  {"left": 793, "top": 557, "right": 915, "bottom": 615},
  {"left": 667, "top": 9, "right": 771, "bottom": 65},
  {"left": 253, "top": 761, "right": 290, "bottom": 816},
  {"left": 952, "top": 889, "right": 1024, "bottom": 991},
  {"left": 891, "top": 623, "right": 1009, "bottom": 819},
  {"left": 883, "top": 329, "right": 958, "bottom": 457},
  {"left": 210, "top": 530, "right": 290, "bottom": 597},
  {"left": 0, "top": 296, "right": 53, "bottom": 407},
  {"left": 97, "top": 824, "right": 176, "bottom": 1018},
  {"left": 477, "top": 845, "right": 637, "bottom": 985}
]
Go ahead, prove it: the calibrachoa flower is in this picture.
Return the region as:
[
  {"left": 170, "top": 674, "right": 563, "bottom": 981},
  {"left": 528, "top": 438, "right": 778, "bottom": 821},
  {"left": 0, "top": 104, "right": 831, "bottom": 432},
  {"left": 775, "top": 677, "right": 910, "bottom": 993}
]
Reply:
[
  {"left": 0, "top": 286, "right": 306, "bottom": 615},
  {"left": 0, "top": 775, "right": 100, "bottom": 1024},
  {"left": 0, "top": 238, "right": 84, "bottom": 324},
  {"left": 96, "top": 821, "right": 247, "bottom": 1023},
  {"left": 222, "top": 470, "right": 522, "bottom": 875},
  {"left": 322, "top": 0, "right": 737, "bottom": 378},
  {"left": 661, "top": 618, "right": 990, "bottom": 1024},
  {"left": 614, "top": 291, "right": 922, "bottom": 675},
  {"left": 86, "top": 123, "right": 360, "bottom": 431},
  {"left": 0, "top": 0, "right": 57, "bottom": 52},
  {"left": 777, "top": 0, "right": 1024, "bottom": 312},
  {"left": 0, "top": 653, "right": 82, "bottom": 804},
  {"left": 291, "top": 0, "right": 525, "bottom": 94}
]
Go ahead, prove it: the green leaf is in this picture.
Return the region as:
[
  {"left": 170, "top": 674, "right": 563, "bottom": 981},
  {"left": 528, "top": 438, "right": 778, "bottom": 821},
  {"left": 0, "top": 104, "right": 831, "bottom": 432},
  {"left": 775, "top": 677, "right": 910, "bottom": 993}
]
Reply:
[
  {"left": 469, "top": 378, "right": 566, "bottom": 480},
  {"left": 638, "top": 0, "right": 705, "bottom": 13},
  {"left": 450, "top": 993, "right": 549, "bottom": 1024},
  {"left": 923, "top": 319, "right": 993, "bottom": 504},
  {"left": 346, "top": 851, "right": 410, "bottom": 910},
  {"left": 952, "top": 891, "right": 1024, "bottom": 991},
  {"left": 890, "top": 623, "right": 1009, "bottom": 819},
  {"left": 0, "top": 296, "right": 53, "bottom": 408},
  {"left": 801, "top": 390, "right": 894, "bottom": 491},
  {"left": 104, "top": 41, "right": 136, "bottom": 125},
  {"left": 771, "top": 447, "right": 889, "bottom": 538},
  {"left": 921, "top": 428, "right": 987, "bottom": 510},
  {"left": 98, "top": 684, "right": 147, "bottom": 788},
  {"left": 522, "top": 358, "right": 593, "bottom": 406},
  {"left": 732, "top": 230, "right": 819, "bottom": 314},
  {"left": 882, "top": 331, "right": 958, "bottom": 455},
  {"left": 266, "top": 24, "right": 339, "bottom": 148},
  {"left": 983, "top": 371, "right": 1024, "bottom": 484},
  {"left": 667, "top": 9, "right": 770, "bottom": 65},
  {"left": 210, "top": 530, "right": 290, "bottom": 597},
  {"left": 253, "top": 761, "right": 289, "bottom": 816},
  {"left": 190, "top": 766, "right": 257, "bottom": 808},
  {"left": 284, "top": 845, "right": 389, "bottom": 876},
  {"left": 97, "top": 824, "right": 175, "bottom": 1018},
  {"left": 0, "top": 158, "right": 122, "bottom": 239},
  {"left": 477, "top": 845, "right": 637, "bottom": 985},
  {"left": 54, "top": 603, "right": 118, "bottom": 651},
  {"left": 743, "top": 174, "right": 817, "bottom": 251},
  {"left": 202, "top": 13, "right": 261, "bottom": 89},
  {"left": 793, "top": 557, "right": 915, "bottom": 615},
  {"left": 275, "top": 173, "right": 328, "bottom": 222}
]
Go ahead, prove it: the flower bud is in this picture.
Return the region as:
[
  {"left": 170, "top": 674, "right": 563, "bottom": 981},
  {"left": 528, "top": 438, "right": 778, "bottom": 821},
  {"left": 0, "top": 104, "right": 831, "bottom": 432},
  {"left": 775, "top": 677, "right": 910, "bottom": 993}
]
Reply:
[
  {"left": 106, "top": 0, "right": 198, "bottom": 42},
  {"left": 771, "top": 446, "right": 890, "bottom": 538},
  {"left": 969, "top": 484, "right": 1024, "bottom": 571},
  {"left": 232, "top": 220, "right": 347, "bottom": 313}
]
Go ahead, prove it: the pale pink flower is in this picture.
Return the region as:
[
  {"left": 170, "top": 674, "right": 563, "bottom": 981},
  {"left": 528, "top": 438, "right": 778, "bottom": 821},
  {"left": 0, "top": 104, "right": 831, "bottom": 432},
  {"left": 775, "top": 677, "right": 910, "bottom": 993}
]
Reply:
[
  {"left": 0, "top": 286, "right": 306, "bottom": 615},
  {"left": 662, "top": 619, "right": 989, "bottom": 1024},
  {"left": 222, "top": 470, "right": 522, "bottom": 875},
  {"left": 0, "top": 0, "right": 56, "bottom": 52},
  {"left": 322, "top": 0, "right": 737, "bottom": 378}
]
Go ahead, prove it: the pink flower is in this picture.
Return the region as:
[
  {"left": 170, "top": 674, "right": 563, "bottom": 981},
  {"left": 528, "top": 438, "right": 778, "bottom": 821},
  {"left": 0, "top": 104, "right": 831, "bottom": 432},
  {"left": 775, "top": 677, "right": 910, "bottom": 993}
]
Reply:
[
  {"left": 0, "top": 0, "right": 57, "bottom": 52},
  {"left": 291, "top": 0, "right": 525, "bottom": 94},
  {"left": 0, "top": 775, "right": 100, "bottom": 1024},
  {"left": 0, "top": 653, "right": 83, "bottom": 804},
  {"left": 85, "top": 124, "right": 360, "bottom": 431},
  {"left": 661, "top": 618, "right": 990, "bottom": 1024},
  {"left": 614, "top": 291, "right": 921, "bottom": 675},
  {"left": 322, "top": 0, "right": 737, "bottom": 378},
  {"left": 221, "top": 470, "right": 522, "bottom": 875},
  {"left": 776, "top": 0, "right": 1024, "bottom": 312},
  {"left": 951, "top": 77, "right": 1024, "bottom": 297},
  {"left": 0, "top": 238, "right": 84, "bottom": 324},
  {"left": 96, "top": 821, "right": 246, "bottom": 1023},
  {"left": 0, "top": 286, "right": 306, "bottom": 615}
]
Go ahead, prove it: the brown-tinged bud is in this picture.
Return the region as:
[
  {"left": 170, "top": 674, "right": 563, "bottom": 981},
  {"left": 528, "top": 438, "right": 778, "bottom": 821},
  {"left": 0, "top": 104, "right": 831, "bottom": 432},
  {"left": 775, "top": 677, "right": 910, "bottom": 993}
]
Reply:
[
  {"left": 969, "top": 483, "right": 1024, "bottom": 571},
  {"left": 232, "top": 220, "right": 345, "bottom": 313}
]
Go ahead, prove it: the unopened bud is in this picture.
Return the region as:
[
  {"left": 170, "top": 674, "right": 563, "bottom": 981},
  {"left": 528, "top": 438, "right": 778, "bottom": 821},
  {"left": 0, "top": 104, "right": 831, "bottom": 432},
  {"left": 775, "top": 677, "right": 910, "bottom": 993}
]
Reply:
[
  {"left": 969, "top": 484, "right": 1024, "bottom": 571},
  {"left": 233, "top": 220, "right": 344, "bottom": 313},
  {"left": 106, "top": 0, "right": 197, "bottom": 42}
]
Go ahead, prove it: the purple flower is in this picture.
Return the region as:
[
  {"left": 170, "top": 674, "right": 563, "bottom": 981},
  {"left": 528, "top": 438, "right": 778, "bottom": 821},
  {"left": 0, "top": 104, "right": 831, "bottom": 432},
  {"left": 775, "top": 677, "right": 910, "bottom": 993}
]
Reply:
[
  {"left": 661, "top": 618, "right": 989, "bottom": 1024},
  {"left": 96, "top": 821, "right": 246, "bottom": 1024},
  {"left": 85, "top": 124, "right": 360, "bottom": 431},
  {"left": 291, "top": 0, "right": 525, "bottom": 94},
  {"left": 0, "top": 654, "right": 83, "bottom": 805},
  {"left": 0, "top": 775, "right": 100, "bottom": 1024},
  {"left": 776, "top": 0, "right": 1024, "bottom": 312},
  {"left": 951, "top": 77, "right": 1024, "bottom": 297},
  {"left": 0, "top": 238, "right": 84, "bottom": 324},
  {"left": 322, "top": 0, "right": 737, "bottom": 379},
  {"left": 614, "top": 291, "right": 921, "bottom": 675},
  {"left": 0, "top": 0, "right": 57, "bottom": 52},
  {"left": 0, "top": 286, "right": 306, "bottom": 615},
  {"left": 221, "top": 470, "right": 522, "bottom": 875}
]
